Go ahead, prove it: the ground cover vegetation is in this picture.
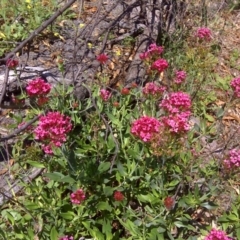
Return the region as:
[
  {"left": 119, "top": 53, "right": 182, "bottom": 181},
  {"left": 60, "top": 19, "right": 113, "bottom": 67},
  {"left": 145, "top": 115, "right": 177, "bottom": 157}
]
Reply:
[{"left": 0, "top": 0, "right": 240, "bottom": 239}]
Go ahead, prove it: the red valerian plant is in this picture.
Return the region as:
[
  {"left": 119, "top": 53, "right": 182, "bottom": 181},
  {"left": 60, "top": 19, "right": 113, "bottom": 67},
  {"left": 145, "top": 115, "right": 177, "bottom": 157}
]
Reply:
[
  {"left": 96, "top": 53, "right": 108, "bottom": 64},
  {"left": 34, "top": 111, "right": 72, "bottom": 154},
  {"left": 6, "top": 58, "right": 19, "bottom": 69},
  {"left": 230, "top": 77, "right": 240, "bottom": 98},
  {"left": 140, "top": 43, "right": 164, "bottom": 60},
  {"left": 114, "top": 191, "right": 124, "bottom": 201},
  {"left": 196, "top": 27, "right": 212, "bottom": 41},
  {"left": 70, "top": 189, "right": 85, "bottom": 205},
  {"left": 26, "top": 78, "right": 51, "bottom": 97},
  {"left": 204, "top": 228, "right": 231, "bottom": 240},
  {"left": 131, "top": 116, "right": 162, "bottom": 142}
]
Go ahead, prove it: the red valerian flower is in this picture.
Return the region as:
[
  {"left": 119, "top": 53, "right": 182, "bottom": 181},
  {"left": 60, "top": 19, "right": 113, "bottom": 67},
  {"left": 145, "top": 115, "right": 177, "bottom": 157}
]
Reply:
[
  {"left": 196, "top": 27, "right": 212, "bottom": 41},
  {"left": 204, "top": 228, "right": 231, "bottom": 240},
  {"left": 6, "top": 59, "right": 19, "bottom": 69},
  {"left": 70, "top": 189, "right": 85, "bottom": 205},
  {"left": 114, "top": 191, "right": 124, "bottom": 201},
  {"left": 230, "top": 77, "right": 240, "bottom": 98},
  {"left": 131, "top": 116, "right": 162, "bottom": 142},
  {"left": 100, "top": 89, "right": 111, "bottom": 101},
  {"left": 121, "top": 88, "right": 130, "bottom": 95},
  {"left": 96, "top": 53, "right": 108, "bottom": 64},
  {"left": 26, "top": 78, "right": 51, "bottom": 97},
  {"left": 164, "top": 196, "right": 175, "bottom": 210},
  {"left": 151, "top": 58, "right": 168, "bottom": 73}
]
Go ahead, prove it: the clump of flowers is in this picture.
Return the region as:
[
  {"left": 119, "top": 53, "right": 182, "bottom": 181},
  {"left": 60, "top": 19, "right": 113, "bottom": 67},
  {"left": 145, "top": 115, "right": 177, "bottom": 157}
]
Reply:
[
  {"left": 59, "top": 235, "right": 74, "bottom": 240},
  {"left": 131, "top": 116, "right": 162, "bottom": 142},
  {"left": 196, "top": 27, "right": 212, "bottom": 41},
  {"left": 100, "top": 89, "right": 111, "bottom": 101},
  {"left": 96, "top": 53, "right": 108, "bottom": 64},
  {"left": 34, "top": 112, "right": 72, "bottom": 154},
  {"left": 140, "top": 43, "right": 164, "bottom": 60},
  {"left": 204, "top": 228, "right": 231, "bottom": 240},
  {"left": 174, "top": 70, "right": 187, "bottom": 84},
  {"left": 70, "top": 189, "right": 85, "bottom": 205},
  {"left": 150, "top": 58, "right": 168, "bottom": 73},
  {"left": 230, "top": 77, "right": 240, "bottom": 98},
  {"left": 223, "top": 148, "right": 240, "bottom": 169},
  {"left": 121, "top": 88, "right": 130, "bottom": 95},
  {"left": 160, "top": 91, "right": 191, "bottom": 114},
  {"left": 26, "top": 78, "right": 51, "bottom": 97},
  {"left": 6, "top": 58, "right": 18, "bottom": 69},
  {"left": 114, "top": 191, "right": 124, "bottom": 201},
  {"left": 161, "top": 111, "right": 191, "bottom": 134},
  {"left": 164, "top": 196, "right": 175, "bottom": 210},
  {"left": 142, "top": 82, "right": 166, "bottom": 96}
]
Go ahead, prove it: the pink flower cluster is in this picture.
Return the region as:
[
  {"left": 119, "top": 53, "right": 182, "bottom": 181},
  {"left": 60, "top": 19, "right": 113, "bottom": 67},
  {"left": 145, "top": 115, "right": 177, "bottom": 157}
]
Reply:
[
  {"left": 151, "top": 58, "right": 169, "bottom": 73},
  {"left": 196, "top": 27, "right": 212, "bottom": 41},
  {"left": 140, "top": 43, "right": 164, "bottom": 60},
  {"left": 174, "top": 70, "right": 187, "bottom": 84},
  {"left": 142, "top": 82, "right": 166, "bottom": 96},
  {"left": 205, "top": 228, "right": 231, "bottom": 240},
  {"left": 131, "top": 116, "right": 162, "bottom": 142},
  {"left": 230, "top": 77, "right": 240, "bottom": 98},
  {"left": 161, "top": 111, "right": 191, "bottom": 133},
  {"left": 100, "top": 89, "right": 111, "bottom": 101},
  {"left": 160, "top": 92, "right": 192, "bottom": 134},
  {"left": 160, "top": 92, "right": 191, "bottom": 114},
  {"left": 26, "top": 78, "right": 51, "bottom": 97},
  {"left": 34, "top": 112, "right": 72, "bottom": 154},
  {"left": 70, "top": 189, "right": 85, "bottom": 205},
  {"left": 223, "top": 148, "right": 240, "bottom": 169},
  {"left": 59, "top": 236, "right": 74, "bottom": 240}
]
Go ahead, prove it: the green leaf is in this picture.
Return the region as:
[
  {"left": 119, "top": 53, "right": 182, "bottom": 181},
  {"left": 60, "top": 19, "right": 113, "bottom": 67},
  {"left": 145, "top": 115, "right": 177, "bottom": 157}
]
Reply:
[
  {"left": 58, "top": 176, "right": 75, "bottom": 183},
  {"left": 98, "top": 162, "right": 111, "bottom": 173},
  {"left": 50, "top": 226, "right": 58, "bottom": 240},
  {"left": 43, "top": 172, "right": 64, "bottom": 181},
  {"left": 25, "top": 203, "right": 41, "bottom": 210},
  {"left": 26, "top": 160, "right": 45, "bottom": 168},
  {"left": 59, "top": 211, "right": 75, "bottom": 220},
  {"left": 96, "top": 202, "right": 112, "bottom": 212},
  {"left": 106, "top": 112, "right": 121, "bottom": 127}
]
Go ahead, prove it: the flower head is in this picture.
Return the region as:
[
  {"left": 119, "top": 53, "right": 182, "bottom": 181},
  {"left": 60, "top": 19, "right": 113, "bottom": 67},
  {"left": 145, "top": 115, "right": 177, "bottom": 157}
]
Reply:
[
  {"left": 121, "top": 88, "right": 130, "bottom": 95},
  {"left": 6, "top": 59, "right": 18, "bottom": 69},
  {"left": 164, "top": 196, "right": 175, "bottom": 210},
  {"left": 174, "top": 70, "right": 187, "bottom": 84},
  {"left": 142, "top": 82, "right": 166, "bottom": 96},
  {"left": 161, "top": 111, "right": 191, "bottom": 133},
  {"left": 151, "top": 59, "right": 168, "bottom": 73},
  {"left": 204, "top": 228, "right": 231, "bottom": 240},
  {"left": 34, "top": 112, "right": 72, "bottom": 154},
  {"left": 114, "top": 191, "right": 124, "bottom": 201},
  {"left": 97, "top": 53, "right": 108, "bottom": 64},
  {"left": 26, "top": 78, "right": 51, "bottom": 97},
  {"left": 230, "top": 77, "right": 240, "bottom": 98},
  {"left": 140, "top": 44, "right": 164, "bottom": 60},
  {"left": 160, "top": 92, "right": 191, "bottom": 114},
  {"left": 223, "top": 148, "right": 240, "bottom": 169},
  {"left": 196, "top": 27, "right": 212, "bottom": 41},
  {"left": 70, "top": 189, "right": 85, "bottom": 205},
  {"left": 131, "top": 116, "right": 162, "bottom": 142},
  {"left": 100, "top": 89, "right": 111, "bottom": 101}
]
